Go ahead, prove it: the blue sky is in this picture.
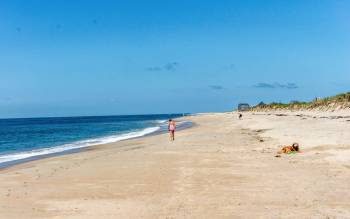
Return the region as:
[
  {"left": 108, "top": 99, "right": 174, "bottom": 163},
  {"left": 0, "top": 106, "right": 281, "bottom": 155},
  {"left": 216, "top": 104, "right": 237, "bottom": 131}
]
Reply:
[{"left": 0, "top": 0, "right": 349, "bottom": 118}]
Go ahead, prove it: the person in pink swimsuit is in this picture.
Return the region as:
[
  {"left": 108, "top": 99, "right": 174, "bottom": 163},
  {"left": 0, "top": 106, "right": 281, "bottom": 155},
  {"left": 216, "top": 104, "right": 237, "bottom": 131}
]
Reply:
[{"left": 168, "top": 119, "right": 176, "bottom": 141}]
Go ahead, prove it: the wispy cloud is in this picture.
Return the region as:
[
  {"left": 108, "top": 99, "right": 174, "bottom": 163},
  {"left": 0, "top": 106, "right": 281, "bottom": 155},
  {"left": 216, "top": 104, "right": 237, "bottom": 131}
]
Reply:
[
  {"left": 209, "top": 85, "right": 224, "bottom": 90},
  {"left": 164, "top": 62, "right": 179, "bottom": 71},
  {"left": 145, "top": 62, "right": 179, "bottom": 72},
  {"left": 254, "top": 82, "right": 298, "bottom": 89},
  {"left": 145, "top": 66, "right": 162, "bottom": 72},
  {"left": 282, "top": 83, "right": 298, "bottom": 89},
  {"left": 254, "top": 83, "right": 275, "bottom": 88}
]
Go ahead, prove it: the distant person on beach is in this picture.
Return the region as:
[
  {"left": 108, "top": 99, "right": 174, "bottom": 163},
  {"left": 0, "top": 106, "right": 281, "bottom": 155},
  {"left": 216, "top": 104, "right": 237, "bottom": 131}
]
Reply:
[
  {"left": 168, "top": 119, "right": 176, "bottom": 141},
  {"left": 239, "top": 113, "right": 243, "bottom": 120}
]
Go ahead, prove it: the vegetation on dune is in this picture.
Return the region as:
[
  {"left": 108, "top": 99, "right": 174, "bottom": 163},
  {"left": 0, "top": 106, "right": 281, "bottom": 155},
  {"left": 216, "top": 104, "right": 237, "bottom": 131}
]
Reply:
[{"left": 250, "top": 92, "right": 350, "bottom": 111}]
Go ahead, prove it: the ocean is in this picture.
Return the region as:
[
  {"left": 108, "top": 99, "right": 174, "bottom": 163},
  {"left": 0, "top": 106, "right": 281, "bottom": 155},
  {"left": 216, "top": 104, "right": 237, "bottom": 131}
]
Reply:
[{"left": 0, "top": 114, "right": 191, "bottom": 168}]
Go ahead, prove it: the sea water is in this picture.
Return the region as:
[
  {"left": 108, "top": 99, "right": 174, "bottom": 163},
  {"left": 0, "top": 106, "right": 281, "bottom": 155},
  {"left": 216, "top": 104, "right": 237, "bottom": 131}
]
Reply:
[{"left": 0, "top": 114, "right": 191, "bottom": 167}]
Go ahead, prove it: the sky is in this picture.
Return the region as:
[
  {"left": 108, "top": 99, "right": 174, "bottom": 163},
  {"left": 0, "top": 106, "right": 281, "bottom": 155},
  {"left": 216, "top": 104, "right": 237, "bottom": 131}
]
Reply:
[{"left": 0, "top": 0, "right": 349, "bottom": 118}]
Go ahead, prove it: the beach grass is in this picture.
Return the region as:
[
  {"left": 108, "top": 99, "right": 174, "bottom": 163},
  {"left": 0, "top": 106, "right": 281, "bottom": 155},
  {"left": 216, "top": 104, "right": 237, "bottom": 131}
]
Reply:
[{"left": 252, "top": 91, "right": 350, "bottom": 111}]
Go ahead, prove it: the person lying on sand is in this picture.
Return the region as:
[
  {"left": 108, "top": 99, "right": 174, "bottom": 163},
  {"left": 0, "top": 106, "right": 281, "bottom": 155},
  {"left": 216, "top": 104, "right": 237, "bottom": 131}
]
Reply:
[{"left": 277, "top": 143, "right": 300, "bottom": 154}]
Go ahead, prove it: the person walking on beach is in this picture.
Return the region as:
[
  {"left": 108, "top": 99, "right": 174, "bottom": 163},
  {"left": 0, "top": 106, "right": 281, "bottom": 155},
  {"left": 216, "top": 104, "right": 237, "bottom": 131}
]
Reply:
[{"left": 168, "top": 119, "right": 176, "bottom": 141}]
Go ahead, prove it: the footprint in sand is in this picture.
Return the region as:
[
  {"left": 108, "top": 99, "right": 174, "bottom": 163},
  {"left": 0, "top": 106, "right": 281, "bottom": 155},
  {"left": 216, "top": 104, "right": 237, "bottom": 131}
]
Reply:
[{"left": 6, "top": 189, "right": 11, "bottom": 197}]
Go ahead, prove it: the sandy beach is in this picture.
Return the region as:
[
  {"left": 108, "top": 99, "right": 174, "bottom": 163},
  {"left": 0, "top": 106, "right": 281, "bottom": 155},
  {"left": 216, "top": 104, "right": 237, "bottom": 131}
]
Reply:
[{"left": 1, "top": 112, "right": 350, "bottom": 218}]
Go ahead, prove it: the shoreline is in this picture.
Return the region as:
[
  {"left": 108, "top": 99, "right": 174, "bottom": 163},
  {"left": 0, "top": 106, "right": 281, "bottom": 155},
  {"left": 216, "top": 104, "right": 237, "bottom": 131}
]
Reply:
[
  {"left": 0, "top": 117, "right": 193, "bottom": 170},
  {"left": 0, "top": 119, "right": 194, "bottom": 174},
  {"left": 1, "top": 112, "right": 350, "bottom": 218}
]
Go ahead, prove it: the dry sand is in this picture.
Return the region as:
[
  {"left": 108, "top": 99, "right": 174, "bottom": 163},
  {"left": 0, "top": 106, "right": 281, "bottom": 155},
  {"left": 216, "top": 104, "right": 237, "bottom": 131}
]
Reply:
[{"left": 1, "top": 112, "right": 350, "bottom": 218}]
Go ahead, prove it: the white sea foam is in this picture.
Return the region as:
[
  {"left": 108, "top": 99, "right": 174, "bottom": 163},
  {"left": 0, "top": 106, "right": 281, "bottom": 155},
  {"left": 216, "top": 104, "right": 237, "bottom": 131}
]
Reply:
[{"left": 0, "top": 126, "right": 160, "bottom": 165}]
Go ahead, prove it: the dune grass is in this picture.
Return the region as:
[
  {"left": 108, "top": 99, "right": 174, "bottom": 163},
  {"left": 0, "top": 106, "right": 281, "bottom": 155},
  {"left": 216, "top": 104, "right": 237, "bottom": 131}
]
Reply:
[{"left": 251, "top": 92, "right": 350, "bottom": 110}]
